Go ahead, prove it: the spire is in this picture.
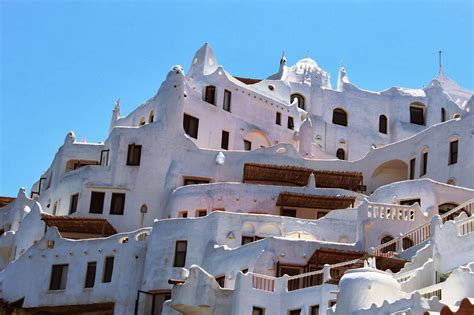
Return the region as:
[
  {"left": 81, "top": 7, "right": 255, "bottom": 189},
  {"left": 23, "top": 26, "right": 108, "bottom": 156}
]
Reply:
[
  {"left": 109, "top": 98, "right": 121, "bottom": 134},
  {"left": 337, "top": 61, "right": 350, "bottom": 92},
  {"left": 114, "top": 98, "right": 121, "bottom": 115},
  {"left": 280, "top": 50, "right": 287, "bottom": 66},
  {"left": 188, "top": 42, "right": 219, "bottom": 77}
]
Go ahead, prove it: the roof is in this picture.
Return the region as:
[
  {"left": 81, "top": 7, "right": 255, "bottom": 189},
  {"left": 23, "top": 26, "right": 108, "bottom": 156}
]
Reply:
[
  {"left": 41, "top": 214, "right": 117, "bottom": 237},
  {"left": 276, "top": 192, "right": 355, "bottom": 210},
  {"left": 234, "top": 76, "right": 262, "bottom": 85},
  {"left": 0, "top": 196, "right": 15, "bottom": 208},
  {"left": 243, "top": 163, "right": 363, "bottom": 191}
]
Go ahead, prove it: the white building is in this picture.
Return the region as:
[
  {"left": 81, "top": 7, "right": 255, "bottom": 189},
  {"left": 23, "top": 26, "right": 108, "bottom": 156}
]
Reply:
[{"left": 0, "top": 43, "right": 473, "bottom": 314}]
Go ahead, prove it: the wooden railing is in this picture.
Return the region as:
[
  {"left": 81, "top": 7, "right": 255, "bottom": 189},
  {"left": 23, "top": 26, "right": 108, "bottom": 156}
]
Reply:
[
  {"left": 252, "top": 273, "right": 276, "bottom": 292},
  {"left": 372, "top": 198, "right": 474, "bottom": 258},
  {"left": 417, "top": 284, "right": 443, "bottom": 300},
  {"left": 458, "top": 216, "right": 474, "bottom": 236}
]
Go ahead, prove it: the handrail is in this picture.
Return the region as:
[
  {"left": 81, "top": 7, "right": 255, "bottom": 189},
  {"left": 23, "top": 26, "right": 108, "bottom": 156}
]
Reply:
[{"left": 372, "top": 198, "right": 474, "bottom": 257}]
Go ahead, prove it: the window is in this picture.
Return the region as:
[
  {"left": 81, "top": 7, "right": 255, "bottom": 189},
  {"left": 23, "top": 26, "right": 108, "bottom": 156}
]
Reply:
[
  {"left": 127, "top": 144, "right": 142, "bottom": 166},
  {"left": 252, "top": 307, "right": 265, "bottom": 315},
  {"left": 196, "top": 209, "right": 207, "bottom": 217},
  {"left": 241, "top": 236, "right": 254, "bottom": 245},
  {"left": 329, "top": 300, "right": 337, "bottom": 307},
  {"left": 289, "top": 310, "right": 301, "bottom": 315},
  {"left": 244, "top": 140, "right": 252, "bottom": 151},
  {"left": 223, "top": 89, "right": 231, "bottom": 112},
  {"left": 336, "top": 148, "right": 345, "bottom": 160},
  {"left": 310, "top": 305, "right": 319, "bottom": 315},
  {"left": 410, "top": 103, "right": 425, "bottom": 125},
  {"left": 379, "top": 115, "right": 387, "bottom": 134},
  {"left": 420, "top": 151, "right": 428, "bottom": 176},
  {"left": 221, "top": 130, "right": 229, "bottom": 150},
  {"left": 102, "top": 256, "right": 114, "bottom": 283},
  {"left": 276, "top": 112, "right": 281, "bottom": 125},
  {"left": 400, "top": 199, "right": 421, "bottom": 206},
  {"left": 100, "top": 150, "right": 110, "bottom": 166},
  {"left": 215, "top": 275, "right": 225, "bottom": 288},
  {"left": 287, "top": 117, "right": 295, "bottom": 130},
  {"left": 89, "top": 192, "right": 105, "bottom": 214},
  {"left": 204, "top": 85, "right": 216, "bottom": 105},
  {"left": 441, "top": 108, "right": 446, "bottom": 122},
  {"left": 449, "top": 140, "right": 458, "bottom": 165},
  {"left": 178, "top": 211, "right": 188, "bottom": 218},
  {"left": 409, "top": 158, "right": 416, "bottom": 180},
  {"left": 281, "top": 208, "right": 296, "bottom": 217},
  {"left": 139, "top": 117, "right": 146, "bottom": 126},
  {"left": 447, "top": 179, "right": 456, "bottom": 186},
  {"left": 183, "top": 114, "right": 199, "bottom": 139},
  {"left": 402, "top": 237, "right": 414, "bottom": 250},
  {"left": 69, "top": 193, "right": 79, "bottom": 214},
  {"left": 84, "top": 262, "right": 97, "bottom": 288},
  {"left": 184, "top": 178, "right": 210, "bottom": 185},
  {"left": 110, "top": 193, "right": 125, "bottom": 215},
  {"left": 49, "top": 264, "right": 68, "bottom": 290},
  {"left": 332, "top": 108, "right": 347, "bottom": 126},
  {"left": 291, "top": 93, "right": 305, "bottom": 110},
  {"left": 317, "top": 211, "right": 328, "bottom": 219},
  {"left": 149, "top": 110, "right": 155, "bottom": 123},
  {"left": 173, "top": 241, "right": 187, "bottom": 267}
]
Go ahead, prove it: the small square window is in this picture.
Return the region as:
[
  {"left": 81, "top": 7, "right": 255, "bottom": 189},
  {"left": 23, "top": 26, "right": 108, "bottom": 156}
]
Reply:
[
  {"left": 252, "top": 307, "right": 265, "bottom": 315},
  {"left": 242, "top": 236, "right": 254, "bottom": 245},
  {"left": 281, "top": 209, "right": 296, "bottom": 217},
  {"left": 244, "top": 140, "right": 252, "bottom": 151},
  {"left": 127, "top": 144, "right": 142, "bottom": 166},
  {"left": 196, "top": 209, "right": 207, "bottom": 217},
  {"left": 215, "top": 275, "right": 225, "bottom": 288}
]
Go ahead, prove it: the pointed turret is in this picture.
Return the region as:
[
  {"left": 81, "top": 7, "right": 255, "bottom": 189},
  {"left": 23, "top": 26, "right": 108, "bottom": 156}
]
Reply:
[
  {"left": 187, "top": 43, "right": 219, "bottom": 78},
  {"left": 337, "top": 62, "right": 350, "bottom": 92},
  {"left": 109, "top": 99, "right": 121, "bottom": 134},
  {"left": 280, "top": 50, "right": 287, "bottom": 67}
]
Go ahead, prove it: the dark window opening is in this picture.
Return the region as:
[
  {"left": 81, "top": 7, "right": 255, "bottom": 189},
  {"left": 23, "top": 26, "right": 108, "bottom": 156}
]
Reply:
[
  {"left": 380, "top": 235, "right": 396, "bottom": 253},
  {"left": 196, "top": 209, "right": 207, "bottom": 217},
  {"left": 244, "top": 140, "right": 252, "bottom": 151},
  {"left": 69, "top": 193, "right": 79, "bottom": 214},
  {"left": 110, "top": 193, "right": 125, "bottom": 215},
  {"left": 441, "top": 108, "right": 446, "bottom": 123},
  {"left": 102, "top": 256, "right": 114, "bottom": 283},
  {"left": 84, "top": 262, "right": 97, "bottom": 288},
  {"left": 241, "top": 236, "right": 255, "bottom": 245},
  {"left": 252, "top": 307, "right": 265, "bottom": 315},
  {"left": 310, "top": 305, "right": 320, "bottom": 315},
  {"left": 223, "top": 89, "right": 231, "bottom": 112},
  {"left": 204, "top": 85, "right": 216, "bottom": 105},
  {"left": 410, "top": 105, "right": 425, "bottom": 125},
  {"left": 420, "top": 151, "right": 428, "bottom": 176},
  {"left": 379, "top": 115, "right": 387, "bottom": 134},
  {"left": 317, "top": 211, "right": 328, "bottom": 219},
  {"left": 89, "top": 191, "right": 105, "bottom": 214},
  {"left": 332, "top": 108, "right": 348, "bottom": 126},
  {"left": 183, "top": 114, "right": 199, "bottom": 139},
  {"left": 289, "top": 310, "right": 302, "bottom": 315},
  {"left": 276, "top": 112, "right": 281, "bottom": 125},
  {"left": 127, "top": 144, "right": 142, "bottom": 166},
  {"left": 291, "top": 93, "right": 305, "bottom": 110},
  {"left": 336, "top": 148, "right": 345, "bottom": 160},
  {"left": 49, "top": 264, "right": 68, "bottom": 290},
  {"left": 449, "top": 140, "right": 458, "bottom": 165},
  {"left": 402, "top": 237, "right": 414, "bottom": 250},
  {"left": 400, "top": 199, "right": 421, "bottom": 206},
  {"left": 173, "top": 241, "right": 187, "bottom": 267},
  {"left": 287, "top": 117, "right": 295, "bottom": 130},
  {"left": 184, "top": 178, "right": 210, "bottom": 185},
  {"left": 215, "top": 275, "right": 225, "bottom": 288},
  {"left": 281, "top": 208, "right": 296, "bottom": 217},
  {"left": 221, "top": 130, "right": 229, "bottom": 150},
  {"left": 409, "top": 158, "right": 416, "bottom": 180}
]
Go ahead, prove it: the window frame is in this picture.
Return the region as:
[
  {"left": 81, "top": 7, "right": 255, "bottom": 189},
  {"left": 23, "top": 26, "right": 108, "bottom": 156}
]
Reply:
[
  {"left": 84, "top": 261, "right": 97, "bottom": 288},
  {"left": 204, "top": 85, "right": 216, "bottom": 105},
  {"left": 287, "top": 116, "right": 295, "bottom": 130},
  {"left": 221, "top": 130, "right": 230, "bottom": 150},
  {"left": 49, "top": 264, "right": 69, "bottom": 291},
  {"left": 379, "top": 114, "right": 388, "bottom": 134},
  {"left": 332, "top": 108, "right": 348, "bottom": 126},
  {"left": 420, "top": 151, "right": 428, "bottom": 176},
  {"left": 290, "top": 93, "right": 305, "bottom": 111},
  {"left": 173, "top": 240, "right": 188, "bottom": 267},
  {"left": 89, "top": 191, "right": 105, "bottom": 214},
  {"left": 449, "top": 140, "right": 458, "bottom": 165},
  {"left": 410, "top": 104, "right": 425, "bottom": 125},
  {"left": 276, "top": 112, "right": 281, "bottom": 125},
  {"left": 252, "top": 307, "right": 265, "bottom": 315},
  {"left": 244, "top": 140, "right": 252, "bottom": 151},
  {"left": 183, "top": 113, "right": 199, "bottom": 139},
  {"left": 102, "top": 256, "right": 114, "bottom": 283},
  {"left": 126, "top": 143, "right": 142, "bottom": 166},
  {"left": 409, "top": 158, "right": 416, "bottom": 180},
  {"left": 336, "top": 148, "right": 345, "bottom": 160},
  {"left": 110, "top": 193, "right": 126, "bottom": 215},
  {"left": 223, "top": 89, "right": 231, "bottom": 112},
  {"left": 69, "top": 193, "right": 79, "bottom": 214}
]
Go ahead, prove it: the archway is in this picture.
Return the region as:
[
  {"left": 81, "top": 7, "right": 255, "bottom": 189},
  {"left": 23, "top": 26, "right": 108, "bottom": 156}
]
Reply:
[
  {"left": 370, "top": 160, "right": 408, "bottom": 190},
  {"left": 243, "top": 130, "right": 272, "bottom": 150}
]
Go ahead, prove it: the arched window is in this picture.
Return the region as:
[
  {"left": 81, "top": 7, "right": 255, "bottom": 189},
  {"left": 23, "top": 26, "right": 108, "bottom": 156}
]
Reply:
[
  {"left": 290, "top": 93, "right": 305, "bottom": 111},
  {"left": 441, "top": 108, "right": 446, "bottom": 122},
  {"left": 204, "top": 85, "right": 216, "bottom": 105},
  {"left": 336, "top": 148, "right": 345, "bottom": 160},
  {"left": 149, "top": 110, "right": 155, "bottom": 123},
  {"left": 332, "top": 108, "right": 348, "bottom": 126},
  {"left": 379, "top": 115, "right": 387, "bottom": 134},
  {"left": 453, "top": 113, "right": 461, "bottom": 119},
  {"left": 410, "top": 102, "right": 426, "bottom": 125},
  {"left": 139, "top": 117, "right": 146, "bottom": 126},
  {"left": 446, "top": 178, "right": 456, "bottom": 186},
  {"left": 380, "top": 235, "right": 396, "bottom": 253}
]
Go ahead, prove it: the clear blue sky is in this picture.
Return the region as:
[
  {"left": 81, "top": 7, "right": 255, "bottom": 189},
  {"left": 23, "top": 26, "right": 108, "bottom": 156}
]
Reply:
[{"left": 1, "top": 0, "right": 473, "bottom": 196}]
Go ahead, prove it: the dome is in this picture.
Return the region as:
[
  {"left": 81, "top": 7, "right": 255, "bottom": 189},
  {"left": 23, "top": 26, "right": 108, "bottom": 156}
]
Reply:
[{"left": 294, "top": 58, "right": 321, "bottom": 73}]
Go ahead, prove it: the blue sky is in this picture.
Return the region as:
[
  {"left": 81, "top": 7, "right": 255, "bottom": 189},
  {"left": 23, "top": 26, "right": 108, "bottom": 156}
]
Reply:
[{"left": 1, "top": 0, "right": 473, "bottom": 196}]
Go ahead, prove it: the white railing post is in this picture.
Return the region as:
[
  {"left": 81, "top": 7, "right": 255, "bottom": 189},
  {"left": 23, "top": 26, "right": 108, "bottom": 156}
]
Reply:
[
  {"left": 396, "top": 233, "right": 403, "bottom": 253},
  {"left": 323, "top": 264, "right": 331, "bottom": 282}
]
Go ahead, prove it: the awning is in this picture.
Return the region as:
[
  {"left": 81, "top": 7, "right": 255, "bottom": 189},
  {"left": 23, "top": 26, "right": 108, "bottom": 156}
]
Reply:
[
  {"left": 276, "top": 192, "right": 355, "bottom": 209},
  {"left": 41, "top": 214, "right": 117, "bottom": 237}
]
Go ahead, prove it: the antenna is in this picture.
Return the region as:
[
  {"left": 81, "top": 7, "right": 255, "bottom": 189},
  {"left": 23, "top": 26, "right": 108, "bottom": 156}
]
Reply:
[{"left": 438, "top": 50, "right": 442, "bottom": 74}]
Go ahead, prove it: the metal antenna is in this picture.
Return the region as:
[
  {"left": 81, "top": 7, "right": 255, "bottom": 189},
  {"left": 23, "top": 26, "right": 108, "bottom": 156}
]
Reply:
[{"left": 438, "top": 50, "right": 442, "bottom": 74}]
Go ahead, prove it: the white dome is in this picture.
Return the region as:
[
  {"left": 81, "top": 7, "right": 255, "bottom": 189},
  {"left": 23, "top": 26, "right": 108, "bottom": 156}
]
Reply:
[{"left": 294, "top": 58, "right": 320, "bottom": 72}]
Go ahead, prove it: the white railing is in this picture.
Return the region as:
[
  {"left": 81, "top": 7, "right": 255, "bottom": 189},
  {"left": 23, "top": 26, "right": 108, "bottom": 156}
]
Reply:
[
  {"left": 457, "top": 216, "right": 474, "bottom": 236},
  {"left": 372, "top": 198, "right": 474, "bottom": 258},
  {"left": 367, "top": 203, "right": 416, "bottom": 222},
  {"left": 252, "top": 273, "right": 276, "bottom": 292},
  {"left": 416, "top": 283, "right": 443, "bottom": 300}
]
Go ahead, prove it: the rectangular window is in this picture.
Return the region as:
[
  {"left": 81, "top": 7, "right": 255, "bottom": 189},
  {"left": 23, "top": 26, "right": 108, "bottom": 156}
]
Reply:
[
  {"left": 110, "top": 193, "right": 126, "bottom": 215},
  {"left": 409, "top": 158, "right": 416, "bottom": 180},
  {"left": 276, "top": 112, "right": 281, "bottom": 125},
  {"left": 49, "top": 264, "right": 68, "bottom": 290},
  {"left": 100, "top": 149, "right": 110, "bottom": 166},
  {"left": 69, "top": 193, "right": 79, "bottom": 214},
  {"left": 204, "top": 86, "right": 216, "bottom": 105},
  {"left": 196, "top": 209, "right": 207, "bottom": 217},
  {"left": 421, "top": 151, "right": 428, "bottom": 176},
  {"left": 289, "top": 310, "right": 302, "bottom": 315},
  {"left": 102, "top": 256, "right": 114, "bottom": 283},
  {"left": 449, "top": 140, "right": 458, "bottom": 165},
  {"left": 223, "top": 89, "right": 231, "bottom": 112},
  {"left": 244, "top": 140, "right": 252, "bottom": 151},
  {"left": 126, "top": 144, "right": 142, "bottom": 166},
  {"left": 317, "top": 211, "right": 328, "bottom": 219},
  {"left": 84, "top": 262, "right": 97, "bottom": 288},
  {"left": 281, "top": 208, "right": 297, "bottom": 217},
  {"left": 173, "top": 241, "right": 187, "bottom": 267},
  {"left": 215, "top": 275, "right": 225, "bottom": 288},
  {"left": 242, "top": 236, "right": 254, "bottom": 245},
  {"left": 400, "top": 199, "right": 421, "bottom": 206},
  {"left": 310, "top": 305, "right": 320, "bottom": 315},
  {"left": 89, "top": 191, "right": 105, "bottom": 214},
  {"left": 410, "top": 106, "right": 425, "bottom": 125},
  {"left": 183, "top": 114, "right": 199, "bottom": 139},
  {"left": 252, "top": 307, "right": 265, "bottom": 315},
  {"left": 287, "top": 117, "right": 295, "bottom": 130},
  {"left": 221, "top": 130, "right": 229, "bottom": 150},
  {"left": 178, "top": 211, "right": 188, "bottom": 218},
  {"left": 184, "top": 178, "right": 210, "bottom": 185}
]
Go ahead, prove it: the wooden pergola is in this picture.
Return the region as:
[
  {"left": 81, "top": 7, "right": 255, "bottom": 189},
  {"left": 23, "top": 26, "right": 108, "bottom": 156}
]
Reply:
[
  {"left": 243, "top": 163, "right": 363, "bottom": 191},
  {"left": 41, "top": 214, "right": 117, "bottom": 238},
  {"left": 276, "top": 192, "right": 356, "bottom": 210}
]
